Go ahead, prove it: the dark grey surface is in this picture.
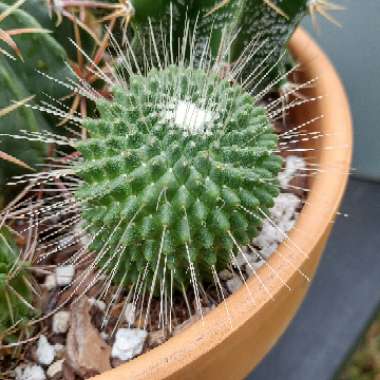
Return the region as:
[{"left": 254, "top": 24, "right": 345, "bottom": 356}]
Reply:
[
  {"left": 302, "top": 0, "right": 380, "bottom": 180},
  {"left": 247, "top": 178, "right": 380, "bottom": 380}
]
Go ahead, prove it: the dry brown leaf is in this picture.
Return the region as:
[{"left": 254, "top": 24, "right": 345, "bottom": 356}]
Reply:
[{"left": 66, "top": 296, "right": 111, "bottom": 377}]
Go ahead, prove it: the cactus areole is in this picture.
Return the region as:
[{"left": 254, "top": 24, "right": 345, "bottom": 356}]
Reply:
[{"left": 75, "top": 65, "right": 282, "bottom": 288}]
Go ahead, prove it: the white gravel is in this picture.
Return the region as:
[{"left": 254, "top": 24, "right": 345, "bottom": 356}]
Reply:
[
  {"left": 46, "top": 360, "right": 64, "bottom": 379},
  {"left": 111, "top": 328, "right": 147, "bottom": 361},
  {"left": 36, "top": 335, "right": 55, "bottom": 366},
  {"left": 55, "top": 265, "right": 75, "bottom": 286},
  {"left": 123, "top": 303, "right": 136, "bottom": 325},
  {"left": 278, "top": 155, "right": 306, "bottom": 189},
  {"left": 52, "top": 311, "right": 71, "bottom": 334},
  {"left": 226, "top": 276, "right": 243, "bottom": 293},
  {"left": 43, "top": 274, "right": 56, "bottom": 291},
  {"left": 15, "top": 365, "right": 46, "bottom": 380},
  {"left": 253, "top": 193, "right": 300, "bottom": 255}
]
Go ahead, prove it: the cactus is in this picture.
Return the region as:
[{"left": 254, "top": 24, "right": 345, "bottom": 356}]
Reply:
[
  {"left": 129, "top": 0, "right": 308, "bottom": 90},
  {"left": 0, "top": 226, "right": 35, "bottom": 344},
  {"left": 0, "top": 56, "right": 48, "bottom": 203},
  {"left": 0, "top": 0, "right": 345, "bottom": 335},
  {"left": 0, "top": 2, "right": 71, "bottom": 197},
  {"left": 73, "top": 64, "right": 281, "bottom": 289}
]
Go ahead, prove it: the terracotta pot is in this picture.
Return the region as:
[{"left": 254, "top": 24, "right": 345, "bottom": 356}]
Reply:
[{"left": 94, "top": 28, "right": 352, "bottom": 380}]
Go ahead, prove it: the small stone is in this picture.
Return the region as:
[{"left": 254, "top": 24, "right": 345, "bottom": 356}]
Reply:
[
  {"left": 278, "top": 155, "right": 306, "bottom": 188},
  {"left": 36, "top": 335, "right": 55, "bottom": 366},
  {"left": 54, "top": 343, "right": 65, "bottom": 359},
  {"left": 245, "top": 260, "right": 265, "bottom": 277},
  {"left": 15, "top": 365, "right": 46, "bottom": 380},
  {"left": 88, "top": 297, "right": 106, "bottom": 311},
  {"left": 218, "top": 269, "right": 233, "bottom": 281},
  {"left": 123, "top": 303, "right": 136, "bottom": 325},
  {"left": 226, "top": 275, "right": 243, "bottom": 293},
  {"left": 43, "top": 274, "right": 56, "bottom": 291},
  {"left": 111, "top": 328, "right": 147, "bottom": 361},
  {"left": 253, "top": 193, "right": 300, "bottom": 255},
  {"left": 46, "top": 360, "right": 64, "bottom": 379},
  {"left": 149, "top": 330, "right": 166, "bottom": 348},
  {"left": 55, "top": 265, "right": 75, "bottom": 286},
  {"left": 260, "top": 242, "right": 279, "bottom": 259},
  {"left": 231, "top": 247, "right": 250, "bottom": 268},
  {"left": 52, "top": 311, "right": 70, "bottom": 334}
]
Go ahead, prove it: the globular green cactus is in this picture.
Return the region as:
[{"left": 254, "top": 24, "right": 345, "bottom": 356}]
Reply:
[
  {"left": 73, "top": 64, "right": 282, "bottom": 288},
  {"left": 130, "top": 0, "right": 308, "bottom": 90},
  {"left": 0, "top": 227, "right": 35, "bottom": 344},
  {"left": 0, "top": 2, "right": 72, "bottom": 199}
]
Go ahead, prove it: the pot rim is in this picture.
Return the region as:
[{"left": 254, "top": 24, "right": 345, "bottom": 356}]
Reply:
[{"left": 93, "top": 28, "right": 353, "bottom": 380}]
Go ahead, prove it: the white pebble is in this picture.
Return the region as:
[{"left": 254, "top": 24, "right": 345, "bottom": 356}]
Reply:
[
  {"left": 15, "top": 365, "right": 46, "bottom": 380},
  {"left": 46, "top": 360, "right": 64, "bottom": 379},
  {"left": 260, "top": 242, "right": 279, "bottom": 260},
  {"left": 43, "top": 274, "right": 57, "bottom": 291},
  {"left": 226, "top": 275, "right": 243, "bottom": 293},
  {"left": 52, "top": 311, "right": 70, "bottom": 334},
  {"left": 123, "top": 303, "right": 136, "bottom": 325},
  {"left": 231, "top": 246, "right": 250, "bottom": 267},
  {"left": 278, "top": 155, "right": 306, "bottom": 188},
  {"left": 88, "top": 297, "right": 106, "bottom": 311},
  {"left": 111, "top": 328, "right": 147, "bottom": 361},
  {"left": 254, "top": 193, "right": 300, "bottom": 251},
  {"left": 55, "top": 265, "right": 75, "bottom": 286},
  {"left": 36, "top": 335, "right": 55, "bottom": 366}
]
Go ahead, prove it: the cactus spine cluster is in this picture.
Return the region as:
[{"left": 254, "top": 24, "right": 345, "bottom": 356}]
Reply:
[{"left": 74, "top": 65, "right": 282, "bottom": 288}]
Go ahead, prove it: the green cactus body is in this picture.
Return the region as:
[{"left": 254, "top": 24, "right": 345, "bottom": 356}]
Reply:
[
  {"left": 191, "top": 0, "right": 308, "bottom": 59},
  {"left": 130, "top": 0, "right": 188, "bottom": 69},
  {"left": 0, "top": 3, "right": 73, "bottom": 197},
  {"left": 131, "top": 0, "right": 172, "bottom": 22},
  {"left": 235, "top": 0, "right": 308, "bottom": 87},
  {"left": 130, "top": 0, "right": 308, "bottom": 90},
  {"left": 74, "top": 65, "right": 282, "bottom": 288},
  {"left": 0, "top": 56, "right": 48, "bottom": 197},
  {"left": 0, "top": 227, "right": 34, "bottom": 343}
]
